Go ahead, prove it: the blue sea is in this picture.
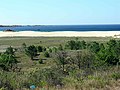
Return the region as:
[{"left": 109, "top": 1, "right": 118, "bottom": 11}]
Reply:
[{"left": 0, "top": 25, "right": 120, "bottom": 32}]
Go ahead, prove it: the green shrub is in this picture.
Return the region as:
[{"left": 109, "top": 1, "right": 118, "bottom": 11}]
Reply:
[
  {"left": 43, "top": 47, "right": 46, "bottom": 51},
  {"left": 44, "top": 51, "right": 50, "bottom": 58},
  {"left": 38, "top": 46, "right": 43, "bottom": 52},
  {"left": 58, "top": 44, "right": 63, "bottom": 51},
  {"left": 111, "top": 72, "right": 120, "bottom": 80},
  {"left": 39, "top": 59, "right": 44, "bottom": 64},
  {"left": 48, "top": 48, "right": 52, "bottom": 53},
  {"left": 0, "top": 87, "right": 5, "bottom": 90},
  {"left": 39, "top": 81, "right": 47, "bottom": 88}
]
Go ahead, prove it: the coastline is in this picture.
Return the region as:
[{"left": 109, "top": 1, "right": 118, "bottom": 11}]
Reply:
[{"left": 0, "top": 31, "right": 120, "bottom": 38}]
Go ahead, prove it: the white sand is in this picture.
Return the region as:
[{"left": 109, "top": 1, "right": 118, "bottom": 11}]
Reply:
[{"left": 0, "top": 31, "right": 120, "bottom": 37}]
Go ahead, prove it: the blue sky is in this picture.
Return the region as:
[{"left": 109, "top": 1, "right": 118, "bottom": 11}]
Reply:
[{"left": 0, "top": 0, "right": 120, "bottom": 25}]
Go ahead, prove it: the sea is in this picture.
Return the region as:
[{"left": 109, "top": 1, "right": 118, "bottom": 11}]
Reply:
[{"left": 0, "top": 25, "right": 120, "bottom": 32}]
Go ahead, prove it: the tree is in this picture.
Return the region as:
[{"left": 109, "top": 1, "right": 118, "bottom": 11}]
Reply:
[
  {"left": 39, "top": 59, "right": 44, "bottom": 64},
  {"left": 75, "top": 41, "right": 81, "bottom": 50},
  {"left": 25, "top": 45, "right": 37, "bottom": 60},
  {"left": 43, "top": 47, "right": 46, "bottom": 51},
  {"left": 96, "top": 40, "right": 120, "bottom": 65},
  {"left": 22, "top": 43, "right": 27, "bottom": 49},
  {"left": 81, "top": 40, "right": 86, "bottom": 49},
  {"left": 88, "top": 41, "right": 100, "bottom": 53},
  {"left": 105, "top": 40, "right": 119, "bottom": 65},
  {"left": 0, "top": 54, "right": 17, "bottom": 71},
  {"left": 65, "top": 40, "right": 76, "bottom": 50},
  {"left": 38, "top": 46, "right": 43, "bottom": 52},
  {"left": 44, "top": 51, "right": 50, "bottom": 58},
  {"left": 56, "top": 51, "right": 68, "bottom": 72},
  {"left": 52, "top": 47, "right": 58, "bottom": 53},
  {"left": 5, "top": 46, "right": 15, "bottom": 55},
  {"left": 74, "top": 50, "right": 95, "bottom": 69},
  {"left": 65, "top": 40, "right": 87, "bottom": 50},
  {"left": 0, "top": 46, "right": 18, "bottom": 71},
  {"left": 58, "top": 44, "right": 63, "bottom": 51},
  {"left": 48, "top": 48, "right": 52, "bottom": 53}
]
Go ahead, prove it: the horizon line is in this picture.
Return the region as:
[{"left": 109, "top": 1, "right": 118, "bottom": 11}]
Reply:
[{"left": 1, "top": 23, "right": 120, "bottom": 26}]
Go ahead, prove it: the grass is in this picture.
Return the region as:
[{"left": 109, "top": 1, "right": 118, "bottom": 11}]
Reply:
[
  {"left": 0, "top": 37, "right": 120, "bottom": 90},
  {"left": 0, "top": 37, "right": 116, "bottom": 47},
  {"left": 0, "top": 37, "right": 115, "bottom": 71}
]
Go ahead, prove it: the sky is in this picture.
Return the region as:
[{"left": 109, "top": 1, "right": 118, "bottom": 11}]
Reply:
[{"left": 0, "top": 0, "right": 120, "bottom": 25}]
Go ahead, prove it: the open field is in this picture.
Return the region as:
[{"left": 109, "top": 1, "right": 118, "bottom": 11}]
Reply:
[{"left": 0, "top": 37, "right": 115, "bottom": 46}]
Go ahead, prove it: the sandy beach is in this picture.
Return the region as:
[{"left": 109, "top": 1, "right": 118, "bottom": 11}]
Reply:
[{"left": 0, "top": 31, "right": 120, "bottom": 37}]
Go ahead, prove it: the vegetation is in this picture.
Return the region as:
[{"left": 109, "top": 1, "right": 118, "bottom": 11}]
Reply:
[
  {"left": 25, "top": 45, "right": 37, "bottom": 60},
  {"left": 44, "top": 51, "right": 50, "bottom": 58},
  {"left": 0, "top": 47, "right": 18, "bottom": 71},
  {"left": 37, "top": 45, "right": 43, "bottom": 52},
  {"left": 0, "top": 37, "right": 119, "bottom": 90}
]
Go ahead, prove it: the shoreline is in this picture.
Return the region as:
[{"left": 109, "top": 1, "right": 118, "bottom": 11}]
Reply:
[{"left": 0, "top": 31, "right": 120, "bottom": 38}]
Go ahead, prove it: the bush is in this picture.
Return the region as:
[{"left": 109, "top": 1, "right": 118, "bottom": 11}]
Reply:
[
  {"left": 0, "top": 87, "right": 5, "bottom": 90},
  {"left": 39, "top": 59, "right": 44, "bottom": 64},
  {"left": 22, "top": 43, "right": 27, "bottom": 48},
  {"left": 48, "top": 48, "right": 52, "bottom": 53},
  {"left": 43, "top": 47, "right": 46, "bottom": 51},
  {"left": 44, "top": 51, "right": 50, "bottom": 58},
  {"left": 111, "top": 72, "right": 120, "bottom": 80},
  {"left": 58, "top": 44, "right": 63, "bottom": 51},
  {"left": 39, "top": 81, "right": 47, "bottom": 88},
  {"left": 25, "top": 45, "right": 37, "bottom": 60},
  {"left": 38, "top": 46, "right": 43, "bottom": 52}
]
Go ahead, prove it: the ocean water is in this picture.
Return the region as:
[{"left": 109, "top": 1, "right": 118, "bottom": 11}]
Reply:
[{"left": 0, "top": 25, "right": 120, "bottom": 32}]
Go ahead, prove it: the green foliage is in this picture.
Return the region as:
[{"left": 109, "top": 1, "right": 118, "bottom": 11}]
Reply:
[
  {"left": 58, "top": 44, "right": 63, "bottom": 51},
  {"left": 48, "top": 48, "right": 52, "bottom": 53},
  {"left": 43, "top": 47, "right": 46, "bottom": 51},
  {"left": 87, "top": 41, "right": 100, "bottom": 53},
  {"left": 107, "top": 39, "right": 119, "bottom": 57},
  {"left": 0, "top": 87, "right": 5, "bottom": 90},
  {"left": 0, "top": 54, "right": 17, "bottom": 71},
  {"left": 25, "top": 45, "right": 37, "bottom": 60},
  {"left": 22, "top": 43, "right": 27, "bottom": 48},
  {"left": 38, "top": 59, "right": 44, "bottom": 64},
  {"left": 37, "top": 46, "right": 43, "bottom": 52},
  {"left": 81, "top": 40, "right": 86, "bottom": 49},
  {"left": 42, "top": 68, "right": 64, "bottom": 86},
  {"left": 96, "top": 39, "right": 120, "bottom": 65},
  {"left": 65, "top": 40, "right": 86, "bottom": 50},
  {"left": 39, "top": 81, "right": 47, "bottom": 88},
  {"left": 0, "top": 37, "right": 120, "bottom": 89},
  {"left": 74, "top": 50, "right": 95, "bottom": 69},
  {"left": 44, "top": 51, "right": 50, "bottom": 58},
  {"left": 27, "top": 67, "right": 64, "bottom": 87},
  {"left": 52, "top": 47, "right": 58, "bottom": 53},
  {"left": 65, "top": 40, "right": 76, "bottom": 50},
  {"left": 5, "top": 46, "right": 15, "bottom": 55},
  {"left": 0, "top": 46, "right": 18, "bottom": 71},
  {"left": 56, "top": 51, "right": 68, "bottom": 72},
  {"left": 111, "top": 72, "right": 120, "bottom": 80}
]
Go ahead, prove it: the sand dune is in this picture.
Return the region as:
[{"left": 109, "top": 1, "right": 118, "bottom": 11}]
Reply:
[{"left": 0, "top": 31, "right": 120, "bottom": 37}]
